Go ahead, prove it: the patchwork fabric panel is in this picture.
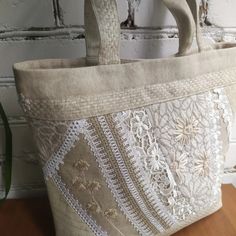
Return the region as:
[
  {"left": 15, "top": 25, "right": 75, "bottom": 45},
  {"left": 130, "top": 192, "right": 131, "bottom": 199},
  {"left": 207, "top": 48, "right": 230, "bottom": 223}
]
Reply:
[{"left": 25, "top": 89, "right": 233, "bottom": 236}]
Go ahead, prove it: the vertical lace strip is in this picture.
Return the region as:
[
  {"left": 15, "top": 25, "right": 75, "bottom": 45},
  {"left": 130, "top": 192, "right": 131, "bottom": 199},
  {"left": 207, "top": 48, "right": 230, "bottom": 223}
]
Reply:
[{"left": 82, "top": 119, "right": 155, "bottom": 236}]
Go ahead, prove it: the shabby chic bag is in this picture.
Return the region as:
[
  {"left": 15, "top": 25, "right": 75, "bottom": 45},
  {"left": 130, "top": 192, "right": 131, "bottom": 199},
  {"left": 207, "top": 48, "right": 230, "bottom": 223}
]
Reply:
[{"left": 13, "top": 0, "right": 236, "bottom": 235}]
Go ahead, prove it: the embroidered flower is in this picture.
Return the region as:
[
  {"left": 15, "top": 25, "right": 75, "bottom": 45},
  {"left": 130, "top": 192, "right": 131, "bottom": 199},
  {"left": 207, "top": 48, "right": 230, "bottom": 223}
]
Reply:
[
  {"left": 193, "top": 151, "right": 210, "bottom": 177},
  {"left": 104, "top": 208, "right": 118, "bottom": 219},
  {"left": 173, "top": 115, "right": 200, "bottom": 145},
  {"left": 73, "top": 160, "right": 90, "bottom": 172},
  {"left": 145, "top": 142, "right": 166, "bottom": 173},
  {"left": 182, "top": 94, "right": 207, "bottom": 114},
  {"left": 71, "top": 177, "right": 87, "bottom": 190},
  {"left": 172, "top": 197, "right": 193, "bottom": 220},
  {"left": 114, "top": 91, "right": 225, "bottom": 222},
  {"left": 169, "top": 152, "right": 188, "bottom": 183},
  {"left": 130, "top": 111, "right": 151, "bottom": 138},
  {"left": 87, "top": 181, "right": 101, "bottom": 192},
  {"left": 181, "top": 179, "right": 209, "bottom": 211},
  {"left": 86, "top": 201, "right": 101, "bottom": 214}
]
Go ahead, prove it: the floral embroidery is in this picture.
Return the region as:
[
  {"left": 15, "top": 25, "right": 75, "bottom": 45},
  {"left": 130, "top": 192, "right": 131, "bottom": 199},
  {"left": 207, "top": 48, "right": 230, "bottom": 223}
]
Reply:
[
  {"left": 193, "top": 152, "right": 211, "bottom": 177},
  {"left": 114, "top": 91, "right": 230, "bottom": 224},
  {"left": 22, "top": 88, "right": 233, "bottom": 235},
  {"left": 172, "top": 196, "right": 193, "bottom": 221},
  {"left": 145, "top": 142, "right": 166, "bottom": 173},
  {"left": 87, "top": 181, "right": 102, "bottom": 193},
  {"left": 72, "top": 177, "right": 87, "bottom": 190},
  {"left": 74, "top": 159, "right": 90, "bottom": 171},
  {"left": 169, "top": 152, "right": 188, "bottom": 183},
  {"left": 104, "top": 209, "right": 118, "bottom": 219},
  {"left": 87, "top": 201, "right": 102, "bottom": 214},
  {"left": 71, "top": 158, "right": 121, "bottom": 234},
  {"left": 172, "top": 115, "right": 200, "bottom": 145},
  {"left": 181, "top": 178, "right": 210, "bottom": 211}
]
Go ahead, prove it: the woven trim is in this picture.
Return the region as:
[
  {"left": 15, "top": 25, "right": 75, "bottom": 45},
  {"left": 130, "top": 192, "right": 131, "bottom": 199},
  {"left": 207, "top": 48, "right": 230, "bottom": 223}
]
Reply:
[
  {"left": 105, "top": 114, "right": 176, "bottom": 228},
  {"left": 52, "top": 172, "right": 108, "bottom": 236},
  {"left": 112, "top": 113, "right": 177, "bottom": 227},
  {"left": 97, "top": 116, "right": 165, "bottom": 234},
  {"left": 84, "top": 118, "right": 155, "bottom": 235},
  {"left": 19, "top": 67, "right": 236, "bottom": 120},
  {"left": 85, "top": 0, "right": 120, "bottom": 65}
]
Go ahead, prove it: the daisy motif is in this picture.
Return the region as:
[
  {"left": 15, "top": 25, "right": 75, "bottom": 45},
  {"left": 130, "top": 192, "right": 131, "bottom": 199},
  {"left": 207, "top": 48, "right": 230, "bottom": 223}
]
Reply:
[
  {"left": 193, "top": 151, "right": 211, "bottom": 177},
  {"left": 173, "top": 115, "right": 200, "bottom": 145},
  {"left": 145, "top": 142, "right": 166, "bottom": 173}
]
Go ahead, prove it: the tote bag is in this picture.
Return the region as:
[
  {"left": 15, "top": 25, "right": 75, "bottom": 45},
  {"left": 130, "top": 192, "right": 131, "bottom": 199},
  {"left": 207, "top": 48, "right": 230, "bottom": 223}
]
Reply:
[{"left": 13, "top": 0, "right": 236, "bottom": 235}]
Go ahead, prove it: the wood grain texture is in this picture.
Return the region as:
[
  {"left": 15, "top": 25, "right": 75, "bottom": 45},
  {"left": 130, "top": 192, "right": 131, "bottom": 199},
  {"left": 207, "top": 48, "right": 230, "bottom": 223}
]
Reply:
[{"left": 0, "top": 185, "right": 235, "bottom": 236}]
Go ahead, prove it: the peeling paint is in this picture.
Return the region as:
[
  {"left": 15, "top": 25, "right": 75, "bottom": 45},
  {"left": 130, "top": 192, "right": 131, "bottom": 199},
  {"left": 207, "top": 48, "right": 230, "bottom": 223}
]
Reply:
[
  {"left": 121, "top": 0, "right": 141, "bottom": 28},
  {"left": 52, "top": 0, "right": 64, "bottom": 27},
  {"left": 0, "top": 26, "right": 84, "bottom": 40},
  {"left": 199, "top": 0, "right": 211, "bottom": 26}
]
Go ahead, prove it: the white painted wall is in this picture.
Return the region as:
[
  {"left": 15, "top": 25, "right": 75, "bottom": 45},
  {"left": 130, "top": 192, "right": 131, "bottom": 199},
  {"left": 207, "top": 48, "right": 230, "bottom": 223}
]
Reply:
[{"left": 0, "top": 0, "right": 236, "bottom": 198}]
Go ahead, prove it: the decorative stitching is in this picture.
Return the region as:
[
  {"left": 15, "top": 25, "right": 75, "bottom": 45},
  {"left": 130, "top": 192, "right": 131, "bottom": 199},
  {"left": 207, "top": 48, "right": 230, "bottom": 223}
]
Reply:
[
  {"left": 112, "top": 91, "right": 226, "bottom": 228},
  {"left": 113, "top": 112, "right": 177, "bottom": 226},
  {"left": 21, "top": 89, "right": 232, "bottom": 235},
  {"left": 43, "top": 119, "right": 89, "bottom": 179},
  {"left": 52, "top": 172, "right": 108, "bottom": 236},
  {"left": 19, "top": 67, "right": 236, "bottom": 120},
  {"left": 97, "top": 115, "right": 166, "bottom": 233},
  {"left": 83, "top": 118, "right": 155, "bottom": 236}
]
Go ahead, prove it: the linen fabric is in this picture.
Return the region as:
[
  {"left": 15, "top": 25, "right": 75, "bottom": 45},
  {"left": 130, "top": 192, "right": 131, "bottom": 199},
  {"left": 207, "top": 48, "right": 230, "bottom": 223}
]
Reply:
[{"left": 13, "top": 0, "right": 236, "bottom": 235}]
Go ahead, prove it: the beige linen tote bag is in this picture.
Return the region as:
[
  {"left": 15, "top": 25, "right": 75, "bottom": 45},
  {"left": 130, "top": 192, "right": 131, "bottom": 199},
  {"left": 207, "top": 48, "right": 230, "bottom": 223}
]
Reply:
[{"left": 13, "top": 0, "right": 236, "bottom": 235}]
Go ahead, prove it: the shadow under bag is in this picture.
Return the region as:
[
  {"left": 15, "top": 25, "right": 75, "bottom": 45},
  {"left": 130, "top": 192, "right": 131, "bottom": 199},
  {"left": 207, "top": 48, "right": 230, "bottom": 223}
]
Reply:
[{"left": 13, "top": 0, "right": 236, "bottom": 235}]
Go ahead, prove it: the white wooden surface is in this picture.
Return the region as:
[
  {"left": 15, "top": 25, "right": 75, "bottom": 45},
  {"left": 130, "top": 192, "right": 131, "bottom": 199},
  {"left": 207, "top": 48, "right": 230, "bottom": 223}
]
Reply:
[{"left": 0, "top": 0, "right": 236, "bottom": 198}]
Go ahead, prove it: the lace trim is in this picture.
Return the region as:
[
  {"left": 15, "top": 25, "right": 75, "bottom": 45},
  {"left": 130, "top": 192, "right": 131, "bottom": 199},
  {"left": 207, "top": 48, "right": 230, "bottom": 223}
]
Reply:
[
  {"left": 163, "top": 201, "right": 222, "bottom": 235},
  {"left": 24, "top": 89, "right": 230, "bottom": 235},
  {"left": 43, "top": 120, "right": 89, "bottom": 179},
  {"left": 30, "top": 119, "right": 71, "bottom": 163},
  {"left": 113, "top": 112, "right": 177, "bottom": 226},
  {"left": 208, "top": 92, "right": 225, "bottom": 198},
  {"left": 82, "top": 119, "right": 154, "bottom": 236},
  {"left": 52, "top": 172, "right": 108, "bottom": 236},
  {"left": 213, "top": 88, "right": 234, "bottom": 136},
  {"left": 112, "top": 91, "right": 225, "bottom": 226},
  {"left": 97, "top": 116, "right": 166, "bottom": 233},
  {"left": 19, "top": 67, "right": 236, "bottom": 120}
]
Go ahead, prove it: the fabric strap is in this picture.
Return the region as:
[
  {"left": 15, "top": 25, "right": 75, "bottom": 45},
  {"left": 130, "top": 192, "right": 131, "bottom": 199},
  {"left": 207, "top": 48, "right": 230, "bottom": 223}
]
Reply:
[
  {"left": 84, "top": 0, "right": 120, "bottom": 65},
  {"left": 162, "top": 0, "right": 196, "bottom": 55},
  {"left": 186, "top": 0, "right": 205, "bottom": 52},
  {"left": 84, "top": 0, "right": 204, "bottom": 64},
  {"left": 0, "top": 103, "right": 12, "bottom": 204}
]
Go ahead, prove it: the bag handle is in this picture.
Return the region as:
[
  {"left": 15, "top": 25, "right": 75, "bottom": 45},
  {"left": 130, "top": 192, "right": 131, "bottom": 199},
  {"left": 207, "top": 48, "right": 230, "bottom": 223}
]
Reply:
[
  {"left": 84, "top": 0, "right": 203, "bottom": 65},
  {"left": 0, "top": 103, "right": 12, "bottom": 205},
  {"left": 162, "top": 0, "right": 207, "bottom": 55},
  {"left": 162, "top": 0, "right": 197, "bottom": 55},
  {"left": 84, "top": 0, "right": 120, "bottom": 65},
  {"left": 186, "top": 0, "right": 205, "bottom": 52}
]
